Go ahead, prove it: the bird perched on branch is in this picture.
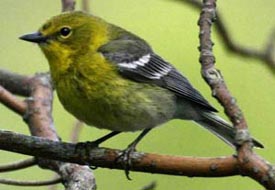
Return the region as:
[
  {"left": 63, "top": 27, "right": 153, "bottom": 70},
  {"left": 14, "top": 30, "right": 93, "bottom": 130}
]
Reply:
[{"left": 20, "top": 11, "right": 263, "bottom": 178}]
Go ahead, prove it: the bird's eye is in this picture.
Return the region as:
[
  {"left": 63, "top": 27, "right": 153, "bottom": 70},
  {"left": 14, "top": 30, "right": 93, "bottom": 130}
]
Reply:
[{"left": 59, "top": 27, "right": 72, "bottom": 38}]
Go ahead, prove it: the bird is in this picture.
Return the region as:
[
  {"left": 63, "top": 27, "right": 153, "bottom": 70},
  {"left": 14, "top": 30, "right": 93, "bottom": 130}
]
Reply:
[{"left": 19, "top": 11, "right": 263, "bottom": 177}]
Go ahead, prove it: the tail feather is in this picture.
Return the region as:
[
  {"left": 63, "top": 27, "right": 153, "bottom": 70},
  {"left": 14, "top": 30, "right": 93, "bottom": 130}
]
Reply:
[{"left": 195, "top": 112, "right": 263, "bottom": 148}]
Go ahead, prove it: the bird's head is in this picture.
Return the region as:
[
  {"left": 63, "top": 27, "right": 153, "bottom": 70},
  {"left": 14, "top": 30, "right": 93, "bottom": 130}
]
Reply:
[{"left": 20, "top": 11, "right": 109, "bottom": 67}]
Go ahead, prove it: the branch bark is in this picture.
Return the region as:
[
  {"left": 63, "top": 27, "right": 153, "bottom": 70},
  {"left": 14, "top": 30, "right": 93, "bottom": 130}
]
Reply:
[
  {"left": 0, "top": 69, "right": 32, "bottom": 96},
  {"left": 0, "top": 158, "right": 36, "bottom": 172},
  {"left": 0, "top": 130, "right": 238, "bottom": 177},
  {"left": 0, "top": 70, "right": 96, "bottom": 190},
  {"left": 0, "top": 177, "right": 61, "bottom": 187},
  {"left": 26, "top": 74, "right": 96, "bottom": 190},
  {"left": 0, "top": 85, "right": 26, "bottom": 115},
  {"left": 198, "top": 0, "right": 275, "bottom": 189},
  {"left": 182, "top": 0, "right": 275, "bottom": 72},
  {"left": 61, "top": 0, "right": 75, "bottom": 12}
]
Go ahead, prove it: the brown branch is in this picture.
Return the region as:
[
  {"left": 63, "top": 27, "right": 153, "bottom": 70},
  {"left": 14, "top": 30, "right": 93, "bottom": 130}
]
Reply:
[
  {"left": 61, "top": 0, "right": 75, "bottom": 12},
  {"left": 70, "top": 120, "right": 84, "bottom": 143},
  {"left": 182, "top": 0, "right": 275, "bottom": 72},
  {"left": 198, "top": 0, "right": 247, "bottom": 132},
  {"left": 0, "top": 69, "right": 32, "bottom": 96},
  {"left": 198, "top": 0, "right": 275, "bottom": 189},
  {"left": 82, "top": 0, "right": 90, "bottom": 12},
  {"left": 0, "top": 85, "right": 26, "bottom": 115},
  {"left": 49, "top": 121, "right": 83, "bottom": 190},
  {"left": 0, "top": 71, "right": 96, "bottom": 189},
  {"left": 0, "top": 177, "right": 62, "bottom": 186},
  {"left": 24, "top": 73, "right": 56, "bottom": 138},
  {"left": 0, "top": 158, "right": 36, "bottom": 172},
  {"left": 0, "top": 130, "right": 239, "bottom": 177},
  {"left": 49, "top": 120, "right": 83, "bottom": 190},
  {"left": 22, "top": 73, "right": 96, "bottom": 190}
]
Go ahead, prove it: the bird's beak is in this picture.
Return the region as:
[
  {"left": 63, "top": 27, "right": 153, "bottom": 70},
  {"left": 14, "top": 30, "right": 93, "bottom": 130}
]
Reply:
[{"left": 19, "top": 32, "right": 48, "bottom": 43}]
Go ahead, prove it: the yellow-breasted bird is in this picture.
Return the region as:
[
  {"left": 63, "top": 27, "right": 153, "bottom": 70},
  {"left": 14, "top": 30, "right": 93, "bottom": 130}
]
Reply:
[{"left": 20, "top": 11, "right": 263, "bottom": 172}]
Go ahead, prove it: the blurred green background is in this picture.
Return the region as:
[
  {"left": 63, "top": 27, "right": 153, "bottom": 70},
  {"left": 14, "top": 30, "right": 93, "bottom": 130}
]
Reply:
[{"left": 1, "top": 0, "right": 275, "bottom": 189}]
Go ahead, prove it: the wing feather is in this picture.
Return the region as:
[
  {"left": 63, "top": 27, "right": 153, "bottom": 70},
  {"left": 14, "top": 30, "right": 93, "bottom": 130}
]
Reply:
[{"left": 99, "top": 39, "right": 217, "bottom": 112}]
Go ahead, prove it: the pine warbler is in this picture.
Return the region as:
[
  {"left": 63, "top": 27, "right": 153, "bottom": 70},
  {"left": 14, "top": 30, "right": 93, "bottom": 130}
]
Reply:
[{"left": 20, "top": 11, "right": 263, "bottom": 156}]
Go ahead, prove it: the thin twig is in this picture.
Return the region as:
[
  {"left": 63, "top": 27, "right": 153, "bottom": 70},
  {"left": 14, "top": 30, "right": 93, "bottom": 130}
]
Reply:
[
  {"left": 0, "top": 158, "right": 36, "bottom": 172},
  {"left": 70, "top": 120, "right": 84, "bottom": 143},
  {"left": 61, "top": 0, "right": 75, "bottom": 12},
  {"left": 82, "top": 0, "right": 90, "bottom": 12},
  {"left": 48, "top": 174, "right": 60, "bottom": 190},
  {"left": 182, "top": 0, "right": 275, "bottom": 71},
  {"left": 0, "top": 177, "right": 62, "bottom": 186},
  {"left": 0, "top": 85, "right": 26, "bottom": 115},
  {"left": 0, "top": 70, "right": 32, "bottom": 96}
]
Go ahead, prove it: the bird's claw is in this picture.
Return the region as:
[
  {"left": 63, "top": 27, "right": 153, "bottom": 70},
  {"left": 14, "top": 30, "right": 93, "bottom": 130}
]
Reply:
[
  {"left": 89, "top": 165, "right": 98, "bottom": 170},
  {"left": 75, "top": 141, "right": 100, "bottom": 153},
  {"left": 74, "top": 141, "right": 100, "bottom": 169},
  {"left": 116, "top": 146, "right": 136, "bottom": 180}
]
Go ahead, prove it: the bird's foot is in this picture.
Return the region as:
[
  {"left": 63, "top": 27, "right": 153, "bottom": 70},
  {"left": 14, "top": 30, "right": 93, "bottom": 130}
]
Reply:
[
  {"left": 74, "top": 141, "right": 100, "bottom": 169},
  {"left": 75, "top": 140, "right": 100, "bottom": 152},
  {"left": 74, "top": 131, "right": 121, "bottom": 169},
  {"left": 115, "top": 129, "right": 152, "bottom": 180},
  {"left": 116, "top": 145, "right": 136, "bottom": 180}
]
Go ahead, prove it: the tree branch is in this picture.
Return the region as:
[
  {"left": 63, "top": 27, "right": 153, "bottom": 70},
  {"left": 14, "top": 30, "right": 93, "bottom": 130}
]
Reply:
[
  {"left": 0, "top": 130, "right": 238, "bottom": 177},
  {"left": 0, "top": 177, "right": 62, "bottom": 187},
  {"left": 198, "top": 0, "right": 275, "bottom": 189},
  {"left": 81, "top": 0, "right": 90, "bottom": 13},
  {"left": 0, "top": 85, "right": 26, "bottom": 115},
  {"left": 0, "top": 69, "right": 32, "bottom": 96},
  {"left": 70, "top": 120, "right": 84, "bottom": 143},
  {"left": 0, "top": 158, "right": 36, "bottom": 172},
  {"left": 0, "top": 70, "right": 96, "bottom": 189},
  {"left": 61, "top": 0, "right": 75, "bottom": 12},
  {"left": 182, "top": 0, "right": 275, "bottom": 72},
  {"left": 23, "top": 73, "right": 96, "bottom": 190}
]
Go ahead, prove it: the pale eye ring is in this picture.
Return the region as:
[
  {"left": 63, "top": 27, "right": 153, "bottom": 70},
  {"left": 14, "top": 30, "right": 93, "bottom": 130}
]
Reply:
[{"left": 59, "top": 27, "right": 72, "bottom": 38}]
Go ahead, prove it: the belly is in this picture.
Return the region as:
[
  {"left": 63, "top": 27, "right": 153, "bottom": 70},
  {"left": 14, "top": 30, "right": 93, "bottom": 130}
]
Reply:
[{"left": 56, "top": 77, "right": 176, "bottom": 132}]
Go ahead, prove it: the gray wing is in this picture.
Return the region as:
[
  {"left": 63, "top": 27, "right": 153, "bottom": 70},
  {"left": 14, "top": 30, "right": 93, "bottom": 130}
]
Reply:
[{"left": 99, "top": 39, "right": 217, "bottom": 112}]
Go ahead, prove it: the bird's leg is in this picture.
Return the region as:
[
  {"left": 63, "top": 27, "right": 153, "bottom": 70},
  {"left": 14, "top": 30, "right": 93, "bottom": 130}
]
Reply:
[
  {"left": 76, "top": 131, "right": 121, "bottom": 148},
  {"left": 91, "top": 131, "right": 121, "bottom": 146},
  {"left": 117, "top": 128, "right": 152, "bottom": 180}
]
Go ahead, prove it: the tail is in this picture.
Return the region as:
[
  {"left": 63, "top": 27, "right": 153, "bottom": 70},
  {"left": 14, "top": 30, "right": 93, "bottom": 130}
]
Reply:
[{"left": 195, "top": 112, "right": 263, "bottom": 148}]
